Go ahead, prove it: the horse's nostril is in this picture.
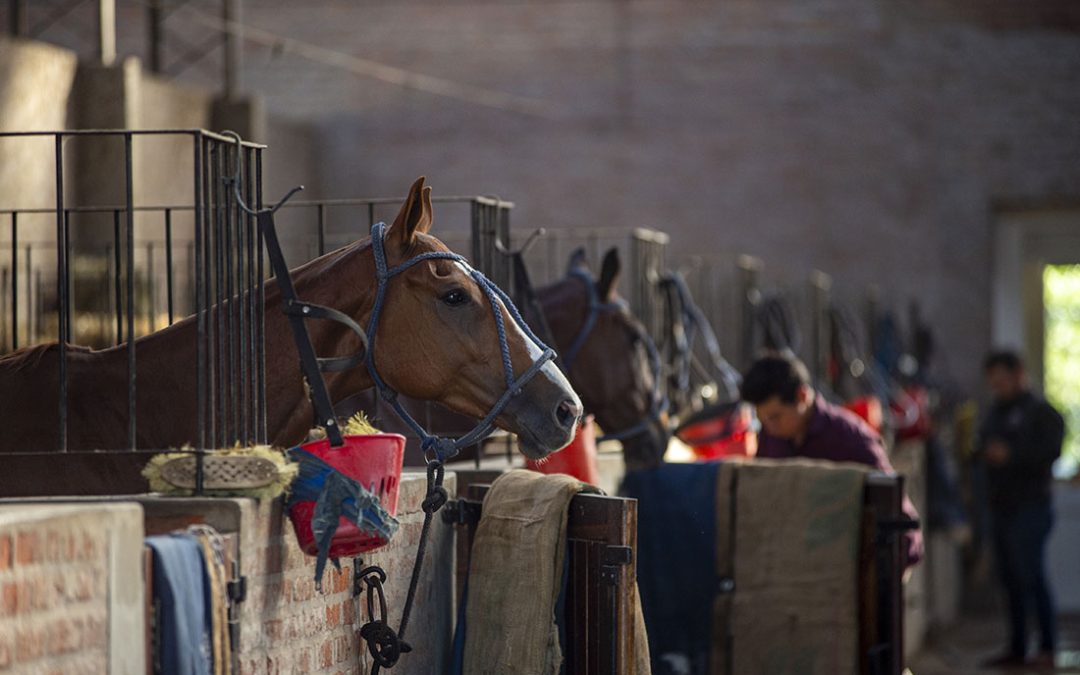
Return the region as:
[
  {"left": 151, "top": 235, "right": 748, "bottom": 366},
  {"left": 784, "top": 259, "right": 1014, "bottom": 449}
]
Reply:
[{"left": 556, "top": 399, "right": 583, "bottom": 429}]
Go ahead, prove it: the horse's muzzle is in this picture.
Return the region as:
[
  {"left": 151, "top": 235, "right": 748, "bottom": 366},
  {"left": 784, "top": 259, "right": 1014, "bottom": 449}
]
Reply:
[{"left": 501, "top": 362, "right": 582, "bottom": 459}]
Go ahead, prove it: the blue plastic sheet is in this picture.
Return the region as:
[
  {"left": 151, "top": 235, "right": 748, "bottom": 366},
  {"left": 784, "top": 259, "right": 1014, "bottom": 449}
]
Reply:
[{"left": 287, "top": 447, "right": 399, "bottom": 588}]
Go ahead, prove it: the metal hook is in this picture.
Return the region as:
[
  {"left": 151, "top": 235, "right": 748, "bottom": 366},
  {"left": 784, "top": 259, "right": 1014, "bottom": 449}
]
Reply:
[
  {"left": 494, "top": 227, "right": 546, "bottom": 257},
  {"left": 220, "top": 130, "right": 305, "bottom": 216}
]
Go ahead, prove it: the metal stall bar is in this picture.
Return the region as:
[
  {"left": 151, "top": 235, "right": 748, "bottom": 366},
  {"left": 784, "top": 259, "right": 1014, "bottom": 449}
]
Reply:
[
  {"left": 223, "top": 139, "right": 238, "bottom": 446},
  {"left": 10, "top": 213, "right": 16, "bottom": 350},
  {"left": 214, "top": 141, "right": 227, "bottom": 447},
  {"left": 255, "top": 147, "right": 267, "bottom": 443},
  {"left": 317, "top": 203, "right": 326, "bottom": 257},
  {"left": 809, "top": 270, "right": 831, "bottom": 387},
  {"left": 629, "top": 228, "right": 669, "bottom": 343},
  {"left": 204, "top": 135, "right": 218, "bottom": 449},
  {"left": 244, "top": 145, "right": 257, "bottom": 444},
  {"left": 125, "top": 133, "right": 136, "bottom": 450},
  {"left": 228, "top": 139, "right": 242, "bottom": 445},
  {"left": 194, "top": 133, "right": 206, "bottom": 452},
  {"left": 146, "top": 242, "right": 155, "bottom": 331},
  {"left": 25, "top": 246, "right": 31, "bottom": 344},
  {"left": 737, "top": 255, "right": 762, "bottom": 369},
  {"left": 164, "top": 208, "right": 174, "bottom": 325},
  {"left": 63, "top": 209, "right": 72, "bottom": 345},
  {"left": 54, "top": 134, "right": 67, "bottom": 451},
  {"left": 112, "top": 210, "right": 121, "bottom": 343}
]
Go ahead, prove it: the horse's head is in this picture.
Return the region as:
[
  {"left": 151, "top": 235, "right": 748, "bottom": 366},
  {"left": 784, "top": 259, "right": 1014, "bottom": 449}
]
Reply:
[
  {"left": 365, "top": 177, "right": 582, "bottom": 459},
  {"left": 538, "top": 248, "right": 670, "bottom": 469}
]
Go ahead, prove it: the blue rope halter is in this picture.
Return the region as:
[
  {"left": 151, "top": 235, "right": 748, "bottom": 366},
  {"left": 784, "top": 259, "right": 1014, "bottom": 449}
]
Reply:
[
  {"left": 561, "top": 269, "right": 668, "bottom": 444},
  {"left": 365, "top": 222, "right": 557, "bottom": 464}
]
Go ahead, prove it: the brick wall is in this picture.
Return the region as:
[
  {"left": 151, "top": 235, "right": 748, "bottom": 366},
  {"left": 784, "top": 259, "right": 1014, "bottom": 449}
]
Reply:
[
  {"left": 0, "top": 503, "right": 144, "bottom": 675},
  {"left": 4, "top": 3, "right": 1079, "bottom": 388},
  {"left": 181, "top": 0, "right": 1080, "bottom": 392},
  {"left": 235, "top": 471, "right": 457, "bottom": 675}
]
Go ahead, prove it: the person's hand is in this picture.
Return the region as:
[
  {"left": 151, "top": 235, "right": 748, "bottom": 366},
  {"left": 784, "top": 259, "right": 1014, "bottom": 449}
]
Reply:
[{"left": 985, "top": 439, "right": 1011, "bottom": 466}]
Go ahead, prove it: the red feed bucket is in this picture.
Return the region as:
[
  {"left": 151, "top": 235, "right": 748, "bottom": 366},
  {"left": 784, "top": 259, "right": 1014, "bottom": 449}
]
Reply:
[
  {"left": 675, "top": 402, "right": 756, "bottom": 460},
  {"left": 526, "top": 415, "right": 601, "bottom": 486},
  {"left": 844, "top": 395, "right": 884, "bottom": 434},
  {"left": 288, "top": 433, "right": 405, "bottom": 559},
  {"left": 891, "top": 385, "right": 932, "bottom": 441}
]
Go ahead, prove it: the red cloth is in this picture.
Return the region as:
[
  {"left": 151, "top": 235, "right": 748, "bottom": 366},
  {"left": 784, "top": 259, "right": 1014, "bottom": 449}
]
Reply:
[{"left": 757, "top": 395, "right": 924, "bottom": 567}]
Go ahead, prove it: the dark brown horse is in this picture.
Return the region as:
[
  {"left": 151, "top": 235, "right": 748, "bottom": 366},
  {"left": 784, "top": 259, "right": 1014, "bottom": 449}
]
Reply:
[
  {"left": 534, "top": 249, "right": 670, "bottom": 469},
  {"left": 0, "top": 178, "right": 581, "bottom": 457}
]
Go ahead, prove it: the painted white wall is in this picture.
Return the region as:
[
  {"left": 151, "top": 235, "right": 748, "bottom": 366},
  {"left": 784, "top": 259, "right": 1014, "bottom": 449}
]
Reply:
[{"left": 1048, "top": 482, "right": 1080, "bottom": 613}]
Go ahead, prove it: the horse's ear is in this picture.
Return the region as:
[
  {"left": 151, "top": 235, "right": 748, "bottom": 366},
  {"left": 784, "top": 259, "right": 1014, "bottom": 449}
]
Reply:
[
  {"left": 418, "top": 186, "right": 433, "bottom": 234},
  {"left": 388, "top": 176, "right": 433, "bottom": 251},
  {"left": 597, "top": 248, "right": 620, "bottom": 302},
  {"left": 566, "top": 247, "right": 589, "bottom": 276}
]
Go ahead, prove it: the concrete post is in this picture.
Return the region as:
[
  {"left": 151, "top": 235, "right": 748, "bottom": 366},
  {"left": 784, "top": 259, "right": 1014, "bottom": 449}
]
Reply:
[
  {"left": 96, "top": 0, "right": 116, "bottom": 66},
  {"left": 147, "top": 0, "right": 163, "bottom": 73},
  {"left": 222, "top": 0, "right": 242, "bottom": 100},
  {"left": 8, "top": 0, "right": 28, "bottom": 37}
]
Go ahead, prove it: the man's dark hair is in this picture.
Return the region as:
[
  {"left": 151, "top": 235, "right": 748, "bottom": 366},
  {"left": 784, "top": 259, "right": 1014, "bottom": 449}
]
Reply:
[
  {"left": 741, "top": 353, "right": 812, "bottom": 404},
  {"left": 983, "top": 350, "right": 1023, "bottom": 373}
]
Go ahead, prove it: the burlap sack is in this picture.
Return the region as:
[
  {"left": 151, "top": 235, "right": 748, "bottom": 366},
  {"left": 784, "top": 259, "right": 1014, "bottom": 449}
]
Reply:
[
  {"left": 711, "top": 459, "right": 867, "bottom": 675},
  {"left": 733, "top": 459, "right": 866, "bottom": 674},
  {"left": 462, "top": 469, "right": 584, "bottom": 675}
]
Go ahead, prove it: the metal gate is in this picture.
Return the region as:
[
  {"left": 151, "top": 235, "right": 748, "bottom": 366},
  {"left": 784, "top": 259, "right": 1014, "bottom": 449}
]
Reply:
[
  {"left": 0, "top": 128, "right": 267, "bottom": 453},
  {"left": 0, "top": 128, "right": 514, "bottom": 471},
  {"left": 518, "top": 225, "right": 670, "bottom": 342}
]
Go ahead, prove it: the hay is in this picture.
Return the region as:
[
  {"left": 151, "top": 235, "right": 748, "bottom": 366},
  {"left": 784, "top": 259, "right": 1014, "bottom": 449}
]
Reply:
[
  {"left": 142, "top": 445, "right": 297, "bottom": 499},
  {"left": 343, "top": 411, "right": 380, "bottom": 435},
  {"left": 142, "top": 413, "right": 381, "bottom": 499}
]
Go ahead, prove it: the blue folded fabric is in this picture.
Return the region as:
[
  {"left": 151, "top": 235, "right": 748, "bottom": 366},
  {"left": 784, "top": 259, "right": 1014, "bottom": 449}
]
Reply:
[
  {"left": 621, "top": 462, "right": 722, "bottom": 675},
  {"left": 146, "top": 534, "right": 213, "bottom": 675},
  {"left": 287, "top": 447, "right": 399, "bottom": 588}
]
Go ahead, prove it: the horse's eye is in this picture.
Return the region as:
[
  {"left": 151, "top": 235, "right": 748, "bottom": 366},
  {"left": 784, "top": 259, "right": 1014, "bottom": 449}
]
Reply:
[{"left": 441, "top": 288, "right": 469, "bottom": 307}]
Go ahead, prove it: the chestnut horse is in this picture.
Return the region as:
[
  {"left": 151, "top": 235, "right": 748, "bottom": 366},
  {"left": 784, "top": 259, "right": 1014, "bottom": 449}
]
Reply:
[
  {"left": 534, "top": 248, "right": 670, "bottom": 469},
  {"left": 0, "top": 178, "right": 581, "bottom": 457}
]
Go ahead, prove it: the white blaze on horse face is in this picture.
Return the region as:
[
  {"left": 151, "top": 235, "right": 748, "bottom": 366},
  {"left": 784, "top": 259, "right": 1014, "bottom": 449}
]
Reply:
[
  {"left": 502, "top": 297, "right": 578, "bottom": 398},
  {"left": 453, "top": 260, "right": 577, "bottom": 402}
]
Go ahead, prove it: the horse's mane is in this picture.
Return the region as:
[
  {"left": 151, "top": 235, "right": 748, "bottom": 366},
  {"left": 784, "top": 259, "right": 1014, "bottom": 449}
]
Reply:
[
  {"left": 0, "top": 238, "right": 385, "bottom": 376},
  {"left": 0, "top": 343, "right": 93, "bottom": 373}
]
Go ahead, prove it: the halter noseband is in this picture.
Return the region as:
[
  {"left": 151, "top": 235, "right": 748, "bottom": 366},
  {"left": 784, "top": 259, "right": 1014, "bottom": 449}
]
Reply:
[
  {"left": 562, "top": 268, "right": 668, "bottom": 444},
  {"left": 365, "top": 222, "right": 556, "bottom": 463}
]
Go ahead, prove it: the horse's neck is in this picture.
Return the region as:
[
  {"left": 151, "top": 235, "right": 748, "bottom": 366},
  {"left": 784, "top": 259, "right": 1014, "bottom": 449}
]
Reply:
[
  {"left": 262, "top": 242, "right": 378, "bottom": 443},
  {"left": 537, "top": 278, "right": 586, "bottom": 351}
]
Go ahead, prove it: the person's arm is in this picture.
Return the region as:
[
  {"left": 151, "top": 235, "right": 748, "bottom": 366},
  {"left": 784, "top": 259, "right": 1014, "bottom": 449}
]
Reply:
[
  {"left": 846, "top": 429, "right": 925, "bottom": 568},
  {"left": 1007, "top": 401, "right": 1064, "bottom": 475},
  {"left": 900, "top": 494, "right": 924, "bottom": 568}
]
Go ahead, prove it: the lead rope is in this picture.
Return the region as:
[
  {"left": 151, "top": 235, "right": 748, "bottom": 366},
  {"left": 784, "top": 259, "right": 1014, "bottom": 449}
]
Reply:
[{"left": 357, "top": 461, "right": 447, "bottom": 674}]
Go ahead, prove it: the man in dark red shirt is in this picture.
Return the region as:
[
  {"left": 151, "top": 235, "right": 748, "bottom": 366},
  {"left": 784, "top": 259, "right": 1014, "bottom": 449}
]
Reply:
[{"left": 740, "top": 353, "right": 924, "bottom": 568}]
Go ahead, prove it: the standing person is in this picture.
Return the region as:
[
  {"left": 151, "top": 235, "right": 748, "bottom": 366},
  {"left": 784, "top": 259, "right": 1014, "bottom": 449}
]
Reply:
[
  {"left": 978, "top": 350, "right": 1064, "bottom": 669},
  {"left": 740, "top": 353, "right": 924, "bottom": 568}
]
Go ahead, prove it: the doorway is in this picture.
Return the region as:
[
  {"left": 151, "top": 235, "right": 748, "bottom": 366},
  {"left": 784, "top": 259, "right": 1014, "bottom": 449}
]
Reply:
[{"left": 1043, "top": 264, "right": 1080, "bottom": 476}]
